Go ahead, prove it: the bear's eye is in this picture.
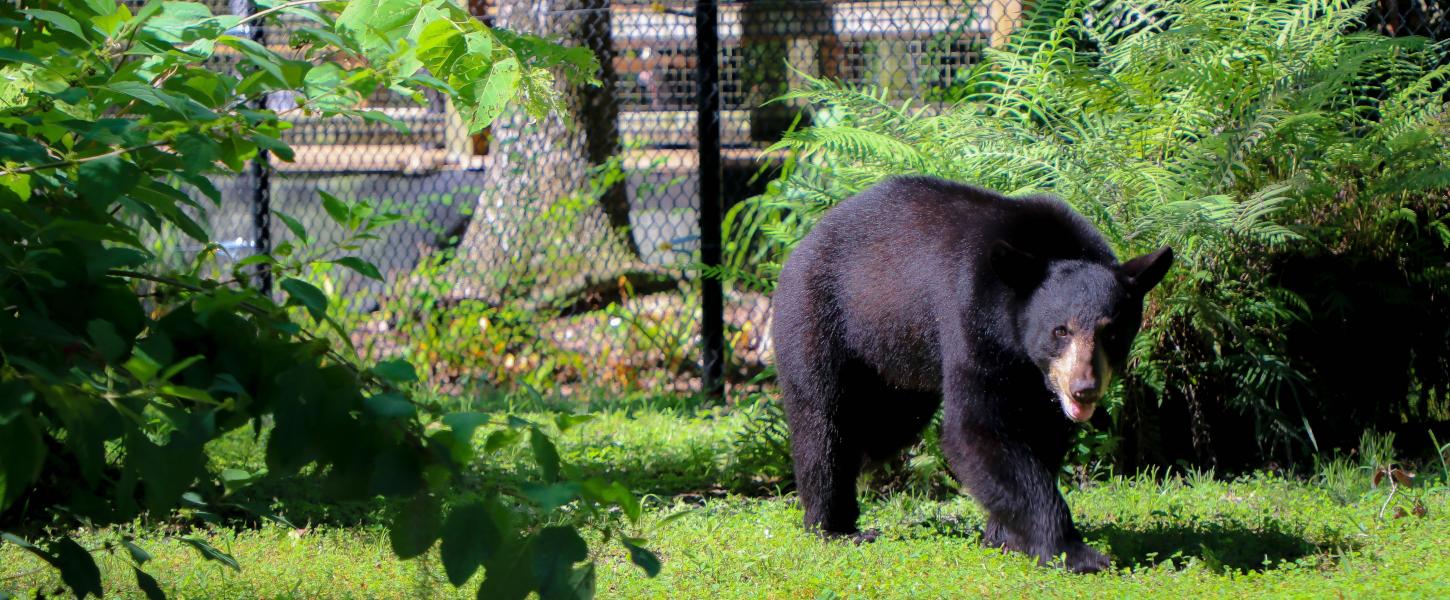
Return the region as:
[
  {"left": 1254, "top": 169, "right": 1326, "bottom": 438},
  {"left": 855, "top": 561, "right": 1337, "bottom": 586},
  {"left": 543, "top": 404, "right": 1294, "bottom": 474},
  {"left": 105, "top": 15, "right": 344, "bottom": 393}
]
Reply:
[{"left": 1053, "top": 326, "right": 1070, "bottom": 338}]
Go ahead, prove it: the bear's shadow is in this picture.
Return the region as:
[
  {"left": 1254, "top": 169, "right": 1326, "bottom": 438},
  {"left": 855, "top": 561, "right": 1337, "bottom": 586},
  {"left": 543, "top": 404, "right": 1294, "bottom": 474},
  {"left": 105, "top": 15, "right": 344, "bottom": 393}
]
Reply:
[
  {"left": 910, "top": 515, "right": 1346, "bottom": 573},
  {"left": 1080, "top": 521, "right": 1341, "bottom": 572}
]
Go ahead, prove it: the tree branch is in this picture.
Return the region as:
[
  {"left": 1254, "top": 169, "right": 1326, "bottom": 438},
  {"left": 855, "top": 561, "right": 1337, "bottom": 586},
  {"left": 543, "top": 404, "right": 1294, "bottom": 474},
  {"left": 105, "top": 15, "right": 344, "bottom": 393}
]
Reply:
[{"left": 0, "top": 141, "right": 165, "bottom": 176}]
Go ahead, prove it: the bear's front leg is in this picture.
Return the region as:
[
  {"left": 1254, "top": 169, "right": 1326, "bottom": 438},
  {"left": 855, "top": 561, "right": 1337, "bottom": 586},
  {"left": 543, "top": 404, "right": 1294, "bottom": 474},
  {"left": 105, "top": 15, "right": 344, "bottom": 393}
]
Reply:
[{"left": 939, "top": 378, "right": 1109, "bottom": 573}]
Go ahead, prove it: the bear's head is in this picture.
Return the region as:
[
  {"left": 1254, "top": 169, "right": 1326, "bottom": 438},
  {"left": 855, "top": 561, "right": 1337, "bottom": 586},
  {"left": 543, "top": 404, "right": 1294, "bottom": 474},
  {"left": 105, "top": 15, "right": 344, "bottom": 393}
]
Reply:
[{"left": 993, "top": 243, "right": 1174, "bottom": 422}]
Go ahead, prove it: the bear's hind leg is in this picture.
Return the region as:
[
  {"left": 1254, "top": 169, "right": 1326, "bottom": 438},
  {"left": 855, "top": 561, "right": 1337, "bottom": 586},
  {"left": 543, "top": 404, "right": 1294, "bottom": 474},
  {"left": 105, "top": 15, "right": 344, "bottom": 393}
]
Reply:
[{"left": 783, "top": 386, "right": 864, "bottom": 535}]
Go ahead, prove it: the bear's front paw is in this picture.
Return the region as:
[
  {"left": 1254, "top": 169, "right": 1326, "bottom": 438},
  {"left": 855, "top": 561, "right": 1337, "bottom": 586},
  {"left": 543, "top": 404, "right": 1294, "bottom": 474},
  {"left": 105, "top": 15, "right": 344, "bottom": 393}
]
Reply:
[
  {"left": 820, "top": 528, "right": 880, "bottom": 545},
  {"left": 982, "top": 520, "right": 1026, "bottom": 553},
  {"left": 1058, "top": 542, "right": 1111, "bottom": 574}
]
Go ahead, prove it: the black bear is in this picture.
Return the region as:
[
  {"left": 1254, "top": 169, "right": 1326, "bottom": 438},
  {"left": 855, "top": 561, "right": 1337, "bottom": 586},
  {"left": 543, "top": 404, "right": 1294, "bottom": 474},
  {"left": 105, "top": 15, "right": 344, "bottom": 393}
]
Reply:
[{"left": 772, "top": 176, "right": 1172, "bottom": 573}]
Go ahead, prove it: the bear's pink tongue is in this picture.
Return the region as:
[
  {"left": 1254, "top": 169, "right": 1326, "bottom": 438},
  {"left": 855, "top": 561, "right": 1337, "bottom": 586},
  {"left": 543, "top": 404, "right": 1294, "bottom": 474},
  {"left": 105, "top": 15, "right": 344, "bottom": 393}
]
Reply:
[{"left": 1065, "top": 400, "right": 1095, "bottom": 422}]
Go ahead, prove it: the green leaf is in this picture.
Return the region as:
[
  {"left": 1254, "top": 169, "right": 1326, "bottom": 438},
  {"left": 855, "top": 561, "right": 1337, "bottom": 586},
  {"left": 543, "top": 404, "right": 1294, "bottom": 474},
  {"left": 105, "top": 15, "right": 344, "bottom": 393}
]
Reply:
[
  {"left": 122, "top": 539, "right": 152, "bottom": 565},
  {"left": 477, "top": 544, "right": 534, "bottom": 600},
  {"left": 0, "top": 132, "right": 49, "bottom": 163},
  {"left": 0, "top": 415, "right": 46, "bottom": 511},
  {"left": 127, "top": 429, "right": 206, "bottom": 513},
  {"left": 364, "top": 392, "right": 416, "bottom": 419},
  {"left": 102, "top": 82, "right": 215, "bottom": 120},
  {"left": 390, "top": 494, "right": 442, "bottom": 559},
  {"left": 249, "top": 132, "right": 295, "bottom": 162},
  {"left": 133, "top": 566, "right": 166, "bottom": 600},
  {"left": 331, "top": 257, "right": 384, "bottom": 281},
  {"left": 216, "top": 130, "right": 257, "bottom": 170},
  {"left": 217, "top": 35, "right": 290, "bottom": 86},
  {"left": 351, "top": 390, "right": 431, "bottom": 493},
  {"left": 483, "top": 428, "right": 521, "bottom": 453},
  {"left": 158, "top": 355, "right": 205, "bottom": 382},
  {"left": 86, "top": 319, "right": 127, "bottom": 363},
  {"left": 531, "top": 527, "right": 588, "bottom": 599},
  {"left": 464, "top": 57, "right": 520, "bottom": 132},
  {"left": 80, "top": 0, "right": 120, "bottom": 16},
  {"left": 1, "top": 532, "right": 45, "bottom": 554},
  {"left": 567, "top": 563, "right": 596, "bottom": 600},
  {"left": 553, "top": 413, "right": 596, "bottom": 434},
  {"left": 622, "top": 539, "right": 661, "bottom": 577},
  {"left": 441, "top": 500, "right": 501, "bottom": 586},
  {"left": 530, "top": 427, "right": 561, "bottom": 483},
  {"left": 0, "top": 381, "right": 32, "bottom": 426},
  {"left": 123, "top": 347, "right": 163, "bottom": 383},
  {"left": 218, "top": 468, "right": 257, "bottom": 495},
  {"left": 0, "top": 173, "right": 30, "bottom": 202},
  {"left": 334, "top": 0, "right": 427, "bottom": 75},
  {"left": 77, "top": 155, "right": 141, "bottom": 206},
  {"left": 92, "top": 1, "right": 130, "bottom": 35},
  {"left": 158, "top": 384, "right": 215, "bottom": 404},
  {"left": 51, "top": 537, "right": 103, "bottom": 598},
  {"left": 21, "top": 10, "right": 90, "bottom": 43},
  {"left": 274, "top": 210, "right": 310, "bottom": 244},
  {"left": 102, "top": 81, "right": 171, "bottom": 108},
  {"left": 360, "top": 109, "right": 410, "bottom": 133},
  {"left": 319, "top": 189, "right": 350, "bottom": 227},
  {"left": 372, "top": 358, "right": 418, "bottom": 384},
  {"left": 293, "top": 27, "right": 351, "bottom": 53},
  {"left": 580, "top": 479, "right": 640, "bottom": 523},
  {"left": 0, "top": 48, "right": 43, "bottom": 66},
  {"left": 280, "top": 278, "right": 328, "bottom": 321},
  {"left": 142, "top": 2, "right": 216, "bottom": 44},
  {"left": 180, "top": 537, "right": 239, "bottom": 571},
  {"left": 493, "top": 28, "right": 600, "bottom": 87},
  {"left": 415, "top": 15, "right": 478, "bottom": 77},
  {"left": 522, "top": 482, "right": 580, "bottom": 511}
]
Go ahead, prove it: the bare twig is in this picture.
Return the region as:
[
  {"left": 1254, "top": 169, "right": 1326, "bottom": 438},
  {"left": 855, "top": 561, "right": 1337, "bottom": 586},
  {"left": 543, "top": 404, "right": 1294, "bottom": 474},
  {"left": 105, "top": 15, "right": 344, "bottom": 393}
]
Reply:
[{"left": 235, "top": 0, "right": 331, "bottom": 29}]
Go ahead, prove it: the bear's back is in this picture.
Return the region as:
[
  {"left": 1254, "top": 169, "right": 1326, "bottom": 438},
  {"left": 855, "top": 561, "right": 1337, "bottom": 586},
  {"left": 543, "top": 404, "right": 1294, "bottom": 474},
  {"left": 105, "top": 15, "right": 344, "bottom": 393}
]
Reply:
[
  {"left": 776, "top": 176, "right": 1116, "bottom": 388},
  {"left": 808, "top": 176, "right": 1115, "bottom": 283}
]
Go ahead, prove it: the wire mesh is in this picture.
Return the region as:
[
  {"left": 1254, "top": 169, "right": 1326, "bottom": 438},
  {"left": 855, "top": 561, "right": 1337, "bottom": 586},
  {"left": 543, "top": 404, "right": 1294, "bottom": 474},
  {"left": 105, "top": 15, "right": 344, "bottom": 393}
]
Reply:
[
  {"left": 198, "top": 0, "right": 1447, "bottom": 398},
  {"left": 1367, "top": 0, "right": 1450, "bottom": 39}
]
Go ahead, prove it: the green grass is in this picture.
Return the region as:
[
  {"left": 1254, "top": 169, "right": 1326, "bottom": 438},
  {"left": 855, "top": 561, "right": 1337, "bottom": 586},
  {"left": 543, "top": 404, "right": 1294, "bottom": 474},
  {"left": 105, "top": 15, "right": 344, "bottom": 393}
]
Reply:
[{"left": 4, "top": 399, "right": 1449, "bottom": 598}]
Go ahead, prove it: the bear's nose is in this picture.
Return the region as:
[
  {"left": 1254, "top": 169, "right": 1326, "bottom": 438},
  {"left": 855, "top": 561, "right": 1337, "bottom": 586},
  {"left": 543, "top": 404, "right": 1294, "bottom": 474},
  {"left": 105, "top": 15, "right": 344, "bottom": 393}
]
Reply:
[{"left": 1070, "top": 378, "right": 1099, "bottom": 403}]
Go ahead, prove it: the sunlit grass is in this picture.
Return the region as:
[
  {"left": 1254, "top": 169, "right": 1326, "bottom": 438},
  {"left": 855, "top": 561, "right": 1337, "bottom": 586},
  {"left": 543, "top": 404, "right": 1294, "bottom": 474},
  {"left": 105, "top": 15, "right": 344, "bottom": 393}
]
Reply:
[{"left": 4, "top": 401, "right": 1448, "bottom": 598}]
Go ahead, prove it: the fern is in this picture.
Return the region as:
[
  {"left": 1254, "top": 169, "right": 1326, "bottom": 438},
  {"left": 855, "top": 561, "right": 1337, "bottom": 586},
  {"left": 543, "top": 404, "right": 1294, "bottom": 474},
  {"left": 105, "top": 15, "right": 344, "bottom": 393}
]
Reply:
[{"left": 724, "top": 0, "right": 1450, "bottom": 465}]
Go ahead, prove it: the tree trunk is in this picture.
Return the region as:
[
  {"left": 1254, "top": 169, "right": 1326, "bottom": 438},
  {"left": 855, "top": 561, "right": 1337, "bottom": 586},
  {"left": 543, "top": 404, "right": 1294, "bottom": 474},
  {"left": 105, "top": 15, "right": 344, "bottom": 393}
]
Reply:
[
  {"left": 578, "top": 0, "right": 637, "bottom": 256},
  {"left": 740, "top": 0, "right": 835, "bottom": 143},
  {"left": 449, "top": 0, "right": 643, "bottom": 304}
]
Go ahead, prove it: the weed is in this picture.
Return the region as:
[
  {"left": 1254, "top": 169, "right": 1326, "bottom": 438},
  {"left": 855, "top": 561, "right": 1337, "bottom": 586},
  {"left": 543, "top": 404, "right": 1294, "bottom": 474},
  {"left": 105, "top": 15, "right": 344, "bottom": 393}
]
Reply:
[{"left": 729, "top": 394, "right": 794, "bottom": 492}]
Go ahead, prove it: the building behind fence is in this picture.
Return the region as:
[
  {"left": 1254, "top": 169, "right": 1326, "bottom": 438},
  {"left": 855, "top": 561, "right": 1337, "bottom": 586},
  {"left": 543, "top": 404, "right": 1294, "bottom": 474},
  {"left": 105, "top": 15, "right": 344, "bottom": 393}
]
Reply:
[{"left": 211, "top": 0, "right": 1448, "bottom": 399}]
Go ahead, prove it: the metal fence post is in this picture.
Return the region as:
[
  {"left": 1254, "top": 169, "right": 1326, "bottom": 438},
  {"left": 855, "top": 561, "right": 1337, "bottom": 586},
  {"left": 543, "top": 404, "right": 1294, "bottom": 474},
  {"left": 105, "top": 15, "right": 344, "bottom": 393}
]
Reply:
[
  {"left": 696, "top": 0, "right": 725, "bottom": 401},
  {"left": 247, "top": 0, "right": 273, "bottom": 295}
]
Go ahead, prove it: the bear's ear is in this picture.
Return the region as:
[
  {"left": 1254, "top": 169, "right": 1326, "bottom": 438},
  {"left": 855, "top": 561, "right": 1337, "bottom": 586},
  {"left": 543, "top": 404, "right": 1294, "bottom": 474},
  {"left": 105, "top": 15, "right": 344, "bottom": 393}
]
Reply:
[
  {"left": 991, "top": 240, "right": 1044, "bottom": 293},
  {"left": 1120, "top": 245, "right": 1174, "bottom": 294}
]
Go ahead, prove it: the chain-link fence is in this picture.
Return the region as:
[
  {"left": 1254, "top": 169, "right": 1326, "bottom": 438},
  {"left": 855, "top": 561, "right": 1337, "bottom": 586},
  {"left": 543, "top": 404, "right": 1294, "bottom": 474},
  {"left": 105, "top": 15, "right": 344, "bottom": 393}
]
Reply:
[
  {"left": 1369, "top": 0, "right": 1450, "bottom": 40},
  {"left": 205, "top": 0, "right": 1448, "bottom": 399}
]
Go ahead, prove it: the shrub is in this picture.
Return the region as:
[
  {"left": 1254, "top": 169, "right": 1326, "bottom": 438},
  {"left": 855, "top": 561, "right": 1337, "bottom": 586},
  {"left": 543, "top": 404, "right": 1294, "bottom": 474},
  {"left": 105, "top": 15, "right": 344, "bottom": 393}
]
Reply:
[{"left": 0, "top": 1, "right": 656, "bottom": 597}]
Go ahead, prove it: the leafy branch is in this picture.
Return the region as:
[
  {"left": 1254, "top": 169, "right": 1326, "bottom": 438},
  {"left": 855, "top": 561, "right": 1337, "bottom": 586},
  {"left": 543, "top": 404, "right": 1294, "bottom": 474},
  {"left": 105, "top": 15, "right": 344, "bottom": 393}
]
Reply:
[{"left": 0, "top": 1, "right": 653, "bottom": 598}]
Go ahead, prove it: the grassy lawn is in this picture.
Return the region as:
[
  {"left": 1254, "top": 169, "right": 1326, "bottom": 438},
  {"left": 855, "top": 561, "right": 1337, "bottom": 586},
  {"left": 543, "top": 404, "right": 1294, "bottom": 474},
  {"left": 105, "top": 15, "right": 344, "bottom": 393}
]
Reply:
[{"left": 4, "top": 398, "right": 1448, "bottom": 598}]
